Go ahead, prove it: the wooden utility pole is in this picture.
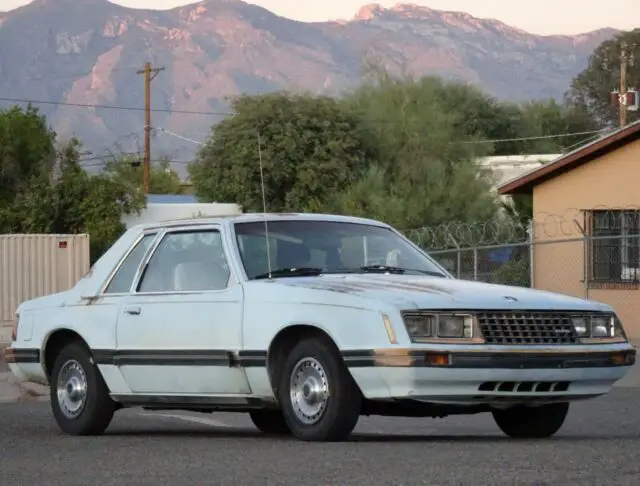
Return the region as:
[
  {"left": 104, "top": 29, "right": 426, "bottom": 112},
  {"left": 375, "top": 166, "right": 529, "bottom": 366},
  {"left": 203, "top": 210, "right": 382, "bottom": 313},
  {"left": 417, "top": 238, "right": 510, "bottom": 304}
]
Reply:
[
  {"left": 620, "top": 42, "right": 628, "bottom": 127},
  {"left": 137, "top": 62, "right": 165, "bottom": 193}
]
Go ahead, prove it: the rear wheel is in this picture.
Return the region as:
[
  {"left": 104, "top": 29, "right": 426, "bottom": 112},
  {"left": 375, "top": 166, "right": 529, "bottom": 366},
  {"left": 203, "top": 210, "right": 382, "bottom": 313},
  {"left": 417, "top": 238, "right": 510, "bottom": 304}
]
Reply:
[
  {"left": 50, "top": 341, "right": 116, "bottom": 435},
  {"left": 277, "top": 337, "right": 362, "bottom": 442},
  {"left": 492, "top": 402, "right": 569, "bottom": 438},
  {"left": 249, "top": 410, "right": 291, "bottom": 435}
]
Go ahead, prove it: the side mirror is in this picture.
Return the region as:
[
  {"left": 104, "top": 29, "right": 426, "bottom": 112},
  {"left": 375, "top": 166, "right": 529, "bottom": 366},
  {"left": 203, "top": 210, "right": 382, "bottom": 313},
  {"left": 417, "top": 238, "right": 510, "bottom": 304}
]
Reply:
[{"left": 79, "top": 295, "right": 99, "bottom": 304}]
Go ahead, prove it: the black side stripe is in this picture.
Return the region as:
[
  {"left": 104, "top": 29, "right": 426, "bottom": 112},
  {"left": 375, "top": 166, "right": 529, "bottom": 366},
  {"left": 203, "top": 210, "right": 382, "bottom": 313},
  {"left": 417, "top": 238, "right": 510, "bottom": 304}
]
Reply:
[
  {"left": 91, "top": 349, "right": 268, "bottom": 367},
  {"left": 341, "top": 350, "right": 376, "bottom": 367},
  {"left": 237, "top": 350, "right": 270, "bottom": 368},
  {"left": 4, "top": 348, "right": 41, "bottom": 364},
  {"left": 11, "top": 347, "right": 631, "bottom": 370}
]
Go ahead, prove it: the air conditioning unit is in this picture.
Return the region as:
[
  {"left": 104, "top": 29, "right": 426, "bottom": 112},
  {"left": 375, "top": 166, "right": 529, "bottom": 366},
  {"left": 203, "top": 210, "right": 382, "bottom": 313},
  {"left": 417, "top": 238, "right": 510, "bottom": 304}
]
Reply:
[{"left": 611, "top": 89, "right": 639, "bottom": 111}]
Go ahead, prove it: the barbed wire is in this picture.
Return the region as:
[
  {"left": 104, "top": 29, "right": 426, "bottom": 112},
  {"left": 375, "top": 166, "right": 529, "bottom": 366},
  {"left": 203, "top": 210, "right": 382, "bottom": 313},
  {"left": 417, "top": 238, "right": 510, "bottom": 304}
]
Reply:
[{"left": 406, "top": 206, "right": 640, "bottom": 251}]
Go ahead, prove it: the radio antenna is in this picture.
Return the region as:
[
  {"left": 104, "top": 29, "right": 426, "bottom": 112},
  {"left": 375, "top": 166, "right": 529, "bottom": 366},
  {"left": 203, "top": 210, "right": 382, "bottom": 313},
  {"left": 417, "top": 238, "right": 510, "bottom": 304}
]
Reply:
[{"left": 257, "top": 131, "right": 272, "bottom": 279}]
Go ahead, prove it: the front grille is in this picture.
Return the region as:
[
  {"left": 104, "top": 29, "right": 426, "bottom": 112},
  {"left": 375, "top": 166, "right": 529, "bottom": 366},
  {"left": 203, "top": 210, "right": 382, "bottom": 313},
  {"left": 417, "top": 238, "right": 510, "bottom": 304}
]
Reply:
[{"left": 477, "top": 312, "right": 579, "bottom": 344}]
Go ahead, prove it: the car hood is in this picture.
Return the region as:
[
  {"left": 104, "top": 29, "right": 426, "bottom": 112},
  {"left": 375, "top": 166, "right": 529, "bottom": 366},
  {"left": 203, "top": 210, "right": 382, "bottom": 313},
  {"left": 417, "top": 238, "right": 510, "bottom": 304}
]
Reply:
[
  {"left": 17, "top": 291, "right": 68, "bottom": 312},
  {"left": 274, "top": 274, "right": 608, "bottom": 312}
]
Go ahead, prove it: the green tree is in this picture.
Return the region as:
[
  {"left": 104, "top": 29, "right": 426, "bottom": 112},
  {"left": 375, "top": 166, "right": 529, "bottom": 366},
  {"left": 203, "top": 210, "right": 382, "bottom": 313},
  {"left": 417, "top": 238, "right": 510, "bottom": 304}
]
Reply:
[
  {"left": 5, "top": 138, "right": 145, "bottom": 261},
  {"left": 104, "top": 155, "right": 184, "bottom": 195},
  {"left": 379, "top": 75, "right": 596, "bottom": 156},
  {"left": 566, "top": 29, "right": 640, "bottom": 127},
  {"left": 0, "top": 104, "right": 56, "bottom": 203},
  {"left": 333, "top": 72, "right": 500, "bottom": 231},
  {"left": 514, "top": 99, "right": 599, "bottom": 153},
  {"left": 188, "top": 92, "right": 375, "bottom": 212},
  {"left": 408, "top": 78, "right": 528, "bottom": 156}
]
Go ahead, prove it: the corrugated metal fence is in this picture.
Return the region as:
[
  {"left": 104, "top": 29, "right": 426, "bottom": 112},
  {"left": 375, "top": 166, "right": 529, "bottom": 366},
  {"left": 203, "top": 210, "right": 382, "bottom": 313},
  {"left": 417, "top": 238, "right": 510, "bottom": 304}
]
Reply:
[{"left": 0, "top": 234, "right": 90, "bottom": 324}]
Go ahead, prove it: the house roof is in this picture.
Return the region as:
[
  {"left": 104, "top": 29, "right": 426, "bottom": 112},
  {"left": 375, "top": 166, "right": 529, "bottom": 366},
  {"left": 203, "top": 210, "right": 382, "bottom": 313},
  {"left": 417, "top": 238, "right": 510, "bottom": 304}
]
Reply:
[
  {"left": 146, "top": 194, "right": 197, "bottom": 204},
  {"left": 497, "top": 119, "right": 640, "bottom": 195}
]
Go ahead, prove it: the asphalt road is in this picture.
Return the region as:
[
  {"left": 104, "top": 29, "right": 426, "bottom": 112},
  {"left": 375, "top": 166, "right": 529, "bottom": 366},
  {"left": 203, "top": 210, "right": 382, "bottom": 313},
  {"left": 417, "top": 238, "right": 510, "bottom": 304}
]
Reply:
[{"left": 1, "top": 390, "right": 640, "bottom": 486}]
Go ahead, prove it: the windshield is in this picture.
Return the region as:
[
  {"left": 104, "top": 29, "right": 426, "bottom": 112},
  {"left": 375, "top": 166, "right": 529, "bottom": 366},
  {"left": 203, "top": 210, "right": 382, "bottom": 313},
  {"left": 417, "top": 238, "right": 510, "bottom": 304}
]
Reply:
[{"left": 234, "top": 220, "right": 448, "bottom": 280}]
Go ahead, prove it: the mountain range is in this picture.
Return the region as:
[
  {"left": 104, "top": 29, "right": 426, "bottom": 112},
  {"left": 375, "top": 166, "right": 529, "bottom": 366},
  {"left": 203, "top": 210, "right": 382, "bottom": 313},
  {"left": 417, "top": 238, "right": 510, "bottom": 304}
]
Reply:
[{"left": 0, "top": 0, "right": 620, "bottom": 171}]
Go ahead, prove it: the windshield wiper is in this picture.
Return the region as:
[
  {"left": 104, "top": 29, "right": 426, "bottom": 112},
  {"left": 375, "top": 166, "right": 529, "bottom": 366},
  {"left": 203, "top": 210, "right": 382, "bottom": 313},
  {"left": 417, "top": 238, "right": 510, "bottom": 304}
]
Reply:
[
  {"left": 253, "top": 265, "right": 446, "bottom": 280},
  {"left": 253, "top": 267, "right": 324, "bottom": 280},
  {"left": 358, "top": 265, "right": 446, "bottom": 277}
]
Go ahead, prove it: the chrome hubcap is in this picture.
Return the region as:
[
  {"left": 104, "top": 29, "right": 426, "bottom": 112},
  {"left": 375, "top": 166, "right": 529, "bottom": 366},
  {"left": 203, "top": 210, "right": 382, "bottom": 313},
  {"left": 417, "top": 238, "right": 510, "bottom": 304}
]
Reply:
[
  {"left": 289, "top": 357, "right": 329, "bottom": 425},
  {"left": 56, "top": 359, "right": 88, "bottom": 419}
]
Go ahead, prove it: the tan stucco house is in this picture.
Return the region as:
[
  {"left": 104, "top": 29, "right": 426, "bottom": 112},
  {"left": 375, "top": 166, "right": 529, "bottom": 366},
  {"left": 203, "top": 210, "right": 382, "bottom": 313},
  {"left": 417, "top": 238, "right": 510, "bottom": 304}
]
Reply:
[{"left": 498, "top": 120, "right": 640, "bottom": 339}]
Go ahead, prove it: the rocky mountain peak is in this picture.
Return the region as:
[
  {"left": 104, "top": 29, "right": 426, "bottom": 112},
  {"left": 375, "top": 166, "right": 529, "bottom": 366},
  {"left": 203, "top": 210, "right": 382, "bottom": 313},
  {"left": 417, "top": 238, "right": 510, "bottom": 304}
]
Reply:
[
  {"left": 354, "top": 3, "right": 385, "bottom": 21},
  {"left": 0, "top": 1, "right": 618, "bottom": 168}
]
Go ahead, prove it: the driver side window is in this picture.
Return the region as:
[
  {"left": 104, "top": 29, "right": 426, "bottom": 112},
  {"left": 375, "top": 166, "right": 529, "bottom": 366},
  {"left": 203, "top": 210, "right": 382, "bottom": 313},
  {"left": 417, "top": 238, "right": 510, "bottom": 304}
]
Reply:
[{"left": 137, "top": 229, "right": 230, "bottom": 293}]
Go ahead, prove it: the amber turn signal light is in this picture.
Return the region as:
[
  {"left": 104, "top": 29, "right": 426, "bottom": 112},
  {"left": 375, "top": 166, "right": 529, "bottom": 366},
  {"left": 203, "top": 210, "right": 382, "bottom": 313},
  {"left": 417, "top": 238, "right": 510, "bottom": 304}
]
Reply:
[{"left": 425, "top": 352, "right": 450, "bottom": 366}]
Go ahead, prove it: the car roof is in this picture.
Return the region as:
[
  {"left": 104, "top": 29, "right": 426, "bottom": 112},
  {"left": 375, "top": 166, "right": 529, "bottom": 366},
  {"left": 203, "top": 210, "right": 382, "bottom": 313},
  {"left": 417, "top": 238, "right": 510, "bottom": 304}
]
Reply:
[{"left": 131, "top": 212, "right": 390, "bottom": 232}]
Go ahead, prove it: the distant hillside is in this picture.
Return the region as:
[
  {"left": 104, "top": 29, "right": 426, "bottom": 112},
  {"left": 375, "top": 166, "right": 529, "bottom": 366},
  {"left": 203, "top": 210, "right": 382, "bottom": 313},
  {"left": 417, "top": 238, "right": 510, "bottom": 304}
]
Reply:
[{"left": 0, "top": 0, "right": 619, "bottom": 171}]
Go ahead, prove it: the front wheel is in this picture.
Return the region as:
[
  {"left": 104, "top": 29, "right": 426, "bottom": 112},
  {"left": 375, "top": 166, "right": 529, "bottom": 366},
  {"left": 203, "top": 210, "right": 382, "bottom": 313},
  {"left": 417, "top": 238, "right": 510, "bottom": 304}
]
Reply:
[
  {"left": 50, "top": 341, "right": 116, "bottom": 435},
  {"left": 492, "top": 402, "right": 569, "bottom": 438},
  {"left": 277, "top": 337, "right": 362, "bottom": 442}
]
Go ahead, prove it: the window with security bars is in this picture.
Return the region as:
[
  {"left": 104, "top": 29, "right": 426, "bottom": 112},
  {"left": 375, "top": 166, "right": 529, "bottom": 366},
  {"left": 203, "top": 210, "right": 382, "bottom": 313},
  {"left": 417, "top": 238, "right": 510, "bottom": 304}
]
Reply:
[{"left": 588, "top": 210, "right": 640, "bottom": 282}]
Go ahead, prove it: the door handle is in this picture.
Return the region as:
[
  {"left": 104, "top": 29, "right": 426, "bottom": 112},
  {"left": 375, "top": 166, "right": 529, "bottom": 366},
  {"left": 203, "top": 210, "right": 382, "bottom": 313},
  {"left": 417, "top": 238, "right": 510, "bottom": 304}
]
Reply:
[{"left": 124, "top": 306, "right": 141, "bottom": 316}]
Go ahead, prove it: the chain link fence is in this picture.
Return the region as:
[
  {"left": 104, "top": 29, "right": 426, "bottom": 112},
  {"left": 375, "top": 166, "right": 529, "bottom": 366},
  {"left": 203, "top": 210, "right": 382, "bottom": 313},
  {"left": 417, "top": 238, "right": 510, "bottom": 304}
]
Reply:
[
  {"left": 428, "top": 241, "right": 531, "bottom": 287},
  {"left": 406, "top": 214, "right": 640, "bottom": 340}
]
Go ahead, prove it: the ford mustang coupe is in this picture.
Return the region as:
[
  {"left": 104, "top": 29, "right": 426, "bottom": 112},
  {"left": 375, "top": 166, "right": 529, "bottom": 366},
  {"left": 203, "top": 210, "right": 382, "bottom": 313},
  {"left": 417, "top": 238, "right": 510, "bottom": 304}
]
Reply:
[{"left": 4, "top": 213, "right": 636, "bottom": 441}]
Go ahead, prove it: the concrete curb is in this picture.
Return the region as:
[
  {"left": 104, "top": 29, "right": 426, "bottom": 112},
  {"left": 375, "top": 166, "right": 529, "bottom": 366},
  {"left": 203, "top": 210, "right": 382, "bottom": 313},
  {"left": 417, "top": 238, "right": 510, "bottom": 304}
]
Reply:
[{"left": 0, "top": 372, "right": 49, "bottom": 403}]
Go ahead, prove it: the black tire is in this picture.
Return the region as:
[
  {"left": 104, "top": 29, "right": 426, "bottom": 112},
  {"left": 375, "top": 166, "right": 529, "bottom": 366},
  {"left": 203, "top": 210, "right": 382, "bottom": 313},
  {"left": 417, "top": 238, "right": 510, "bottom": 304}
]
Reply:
[
  {"left": 277, "top": 336, "right": 362, "bottom": 442},
  {"left": 249, "top": 410, "right": 291, "bottom": 435},
  {"left": 50, "top": 341, "right": 116, "bottom": 435},
  {"left": 492, "top": 402, "right": 569, "bottom": 439}
]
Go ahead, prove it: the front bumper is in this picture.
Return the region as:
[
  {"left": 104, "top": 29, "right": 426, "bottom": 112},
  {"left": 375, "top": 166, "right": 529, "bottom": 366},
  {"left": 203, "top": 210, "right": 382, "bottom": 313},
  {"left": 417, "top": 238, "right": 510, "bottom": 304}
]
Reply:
[{"left": 343, "top": 344, "right": 636, "bottom": 405}]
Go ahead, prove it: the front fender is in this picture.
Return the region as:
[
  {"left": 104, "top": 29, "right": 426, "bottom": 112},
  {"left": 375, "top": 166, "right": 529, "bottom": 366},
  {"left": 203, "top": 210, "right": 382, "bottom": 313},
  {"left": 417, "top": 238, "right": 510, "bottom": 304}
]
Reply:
[{"left": 242, "top": 302, "right": 392, "bottom": 351}]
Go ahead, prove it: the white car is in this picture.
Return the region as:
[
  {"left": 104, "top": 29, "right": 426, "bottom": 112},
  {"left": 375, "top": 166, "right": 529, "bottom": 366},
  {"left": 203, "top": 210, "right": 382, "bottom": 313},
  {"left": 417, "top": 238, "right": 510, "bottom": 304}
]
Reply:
[{"left": 4, "top": 213, "right": 636, "bottom": 441}]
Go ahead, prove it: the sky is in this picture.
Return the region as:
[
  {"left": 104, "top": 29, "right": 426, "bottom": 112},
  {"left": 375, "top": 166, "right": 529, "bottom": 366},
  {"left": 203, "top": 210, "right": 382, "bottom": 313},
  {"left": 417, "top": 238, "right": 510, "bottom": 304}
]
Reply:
[{"left": 3, "top": 0, "right": 639, "bottom": 36}]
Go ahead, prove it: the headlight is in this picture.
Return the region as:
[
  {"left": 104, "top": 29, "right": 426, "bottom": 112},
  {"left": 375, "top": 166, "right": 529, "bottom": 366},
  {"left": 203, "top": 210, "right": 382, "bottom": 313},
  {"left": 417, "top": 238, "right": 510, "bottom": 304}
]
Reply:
[
  {"left": 403, "top": 313, "right": 434, "bottom": 338},
  {"left": 571, "top": 313, "right": 627, "bottom": 342},
  {"left": 402, "top": 312, "right": 478, "bottom": 342},
  {"left": 438, "top": 315, "right": 474, "bottom": 338},
  {"left": 570, "top": 316, "right": 589, "bottom": 337},
  {"left": 590, "top": 315, "right": 611, "bottom": 337}
]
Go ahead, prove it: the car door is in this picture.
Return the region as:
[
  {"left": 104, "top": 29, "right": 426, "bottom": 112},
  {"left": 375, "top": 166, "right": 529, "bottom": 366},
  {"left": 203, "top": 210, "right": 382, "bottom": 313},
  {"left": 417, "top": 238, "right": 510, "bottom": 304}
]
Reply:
[
  {"left": 93, "top": 230, "right": 160, "bottom": 395},
  {"left": 114, "top": 225, "right": 251, "bottom": 396}
]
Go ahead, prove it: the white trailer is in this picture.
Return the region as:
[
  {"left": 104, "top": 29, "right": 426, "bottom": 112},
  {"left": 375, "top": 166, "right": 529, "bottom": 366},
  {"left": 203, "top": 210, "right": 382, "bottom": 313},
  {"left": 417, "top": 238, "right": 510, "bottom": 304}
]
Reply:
[{"left": 122, "top": 202, "right": 242, "bottom": 228}]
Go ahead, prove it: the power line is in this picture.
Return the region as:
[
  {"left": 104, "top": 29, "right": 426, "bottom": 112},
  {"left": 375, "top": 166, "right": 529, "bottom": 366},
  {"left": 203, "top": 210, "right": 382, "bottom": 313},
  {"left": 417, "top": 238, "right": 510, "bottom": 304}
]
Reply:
[
  {"left": 78, "top": 129, "right": 145, "bottom": 162},
  {"left": 155, "top": 127, "right": 204, "bottom": 145},
  {"left": 458, "top": 129, "right": 607, "bottom": 145},
  {"left": 79, "top": 126, "right": 610, "bottom": 164},
  {"left": 156, "top": 125, "right": 608, "bottom": 146},
  {"left": 0, "top": 96, "right": 609, "bottom": 145},
  {"left": 561, "top": 132, "right": 605, "bottom": 153},
  {"left": 0, "top": 96, "right": 232, "bottom": 116}
]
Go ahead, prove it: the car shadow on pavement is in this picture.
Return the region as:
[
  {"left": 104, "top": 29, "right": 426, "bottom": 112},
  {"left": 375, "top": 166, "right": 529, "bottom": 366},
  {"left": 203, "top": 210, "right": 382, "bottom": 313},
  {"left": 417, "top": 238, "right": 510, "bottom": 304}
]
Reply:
[
  {"left": 96, "top": 428, "right": 640, "bottom": 442},
  {"left": 347, "top": 433, "right": 640, "bottom": 442}
]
